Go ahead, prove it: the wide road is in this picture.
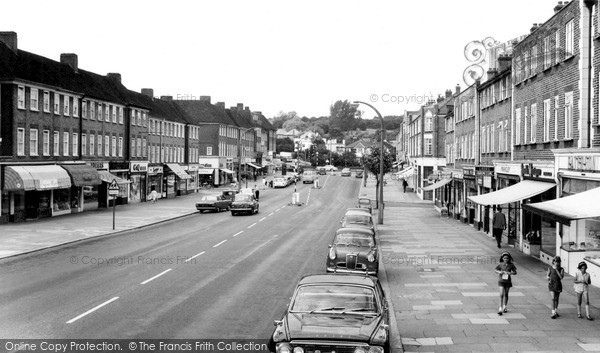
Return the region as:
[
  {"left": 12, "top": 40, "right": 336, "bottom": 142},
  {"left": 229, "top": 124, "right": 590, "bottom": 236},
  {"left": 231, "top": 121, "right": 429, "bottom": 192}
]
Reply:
[{"left": 0, "top": 174, "right": 362, "bottom": 339}]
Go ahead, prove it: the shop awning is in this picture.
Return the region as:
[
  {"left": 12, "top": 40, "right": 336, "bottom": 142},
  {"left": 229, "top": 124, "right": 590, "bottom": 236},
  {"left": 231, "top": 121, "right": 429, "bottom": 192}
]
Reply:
[
  {"left": 3, "top": 165, "right": 72, "bottom": 191},
  {"left": 422, "top": 178, "right": 452, "bottom": 191},
  {"left": 246, "top": 162, "right": 262, "bottom": 169},
  {"left": 61, "top": 164, "right": 102, "bottom": 186},
  {"left": 468, "top": 180, "right": 555, "bottom": 206},
  {"left": 220, "top": 168, "right": 234, "bottom": 174},
  {"left": 165, "top": 163, "right": 191, "bottom": 179},
  {"left": 395, "top": 166, "right": 414, "bottom": 177},
  {"left": 523, "top": 187, "right": 600, "bottom": 225},
  {"left": 197, "top": 168, "right": 214, "bottom": 175},
  {"left": 97, "top": 170, "right": 131, "bottom": 184},
  {"left": 261, "top": 161, "right": 274, "bottom": 167}
]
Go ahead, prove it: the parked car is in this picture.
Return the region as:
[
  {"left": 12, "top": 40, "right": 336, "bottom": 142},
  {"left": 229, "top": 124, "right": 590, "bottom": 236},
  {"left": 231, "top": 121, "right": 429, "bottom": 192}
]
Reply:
[
  {"left": 317, "top": 167, "right": 327, "bottom": 175},
  {"left": 273, "top": 178, "right": 288, "bottom": 188},
  {"left": 269, "top": 274, "right": 390, "bottom": 353},
  {"left": 327, "top": 227, "right": 379, "bottom": 275},
  {"left": 357, "top": 197, "right": 373, "bottom": 214},
  {"left": 355, "top": 170, "right": 364, "bottom": 178},
  {"left": 340, "top": 209, "right": 376, "bottom": 235},
  {"left": 302, "top": 170, "right": 317, "bottom": 183},
  {"left": 323, "top": 164, "right": 338, "bottom": 171},
  {"left": 230, "top": 193, "right": 259, "bottom": 216},
  {"left": 341, "top": 168, "right": 351, "bottom": 176},
  {"left": 220, "top": 189, "right": 238, "bottom": 201},
  {"left": 195, "top": 195, "right": 232, "bottom": 213}
]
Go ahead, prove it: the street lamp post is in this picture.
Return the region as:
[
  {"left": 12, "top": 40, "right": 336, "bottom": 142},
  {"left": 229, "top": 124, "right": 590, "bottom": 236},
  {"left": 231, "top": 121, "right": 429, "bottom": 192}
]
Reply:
[
  {"left": 237, "top": 127, "right": 255, "bottom": 192},
  {"left": 353, "top": 100, "right": 384, "bottom": 225}
]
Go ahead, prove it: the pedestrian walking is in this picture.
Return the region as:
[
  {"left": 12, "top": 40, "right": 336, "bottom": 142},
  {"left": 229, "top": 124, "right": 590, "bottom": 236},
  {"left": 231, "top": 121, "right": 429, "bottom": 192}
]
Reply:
[
  {"left": 574, "top": 261, "right": 593, "bottom": 320},
  {"left": 495, "top": 251, "right": 517, "bottom": 315},
  {"left": 262, "top": 176, "right": 267, "bottom": 189},
  {"left": 149, "top": 186, "right": 158, "bottom": 203},
  {"left": 492, "top": 206, "right": 507, "bottom": 248},
  {"left": 547, "top": 256, "right": 565, "bottom": 319},
  {"left": 254, "top": 188, "right": 260, "bottom": 201},
  {"left": 269, "top": 180, "right": 273, "bottom": 188},
  {"left": 402, "top": 178, "right": 408, "bottom": 193}
]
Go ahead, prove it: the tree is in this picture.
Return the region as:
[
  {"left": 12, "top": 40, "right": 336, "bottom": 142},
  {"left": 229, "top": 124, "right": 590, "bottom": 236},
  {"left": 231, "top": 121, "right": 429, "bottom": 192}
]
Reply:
[
  {"left": 340, "top": 150, "right": 358, "bottom": 167},
  {"left": 329, "top": 100, "right": 358, "bottom": 136},
  {"left": 283, "top": 116, "right": 308, "bottom": 131},
  {"left": 362, "top": 146, "right": 395, "bottom": 208},
  {"left": 276, "top": 137, "right": 295, "bottom": 154},
  {"left": 271, "top": 111, "right": 299, "bottom": 130}
]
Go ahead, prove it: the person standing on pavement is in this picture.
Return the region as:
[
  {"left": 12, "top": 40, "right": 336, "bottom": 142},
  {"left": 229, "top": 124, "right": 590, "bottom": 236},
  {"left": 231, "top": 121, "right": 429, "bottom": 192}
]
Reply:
[
  {"left": 547, "top": 256, "right": 565, "bottom": 319},
  {"left": 492, "top": 206, "right": 507, "bottom": 248},
  {"left": 402, "top": 178, "right": 409, "bottom": 193},
  {"left": 574, "top": 261, "right": 593, "bottom": 320},
  {"left": 149, "top": 186, "right": 158, "bottom": 203},
  {"left": 495, "top": 251, "right": 517, "bottom": 315}
]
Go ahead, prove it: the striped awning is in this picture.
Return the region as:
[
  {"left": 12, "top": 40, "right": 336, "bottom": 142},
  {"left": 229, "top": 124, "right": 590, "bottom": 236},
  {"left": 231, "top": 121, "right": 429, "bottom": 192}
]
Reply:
[
  {"left": 197, "top": 168, "right": 214, "bottom": 175},
  {"left": 61, "top": 164, "right": 102, "bottom": 186},
  {"left": 220, "top": 168, "right": 234, "bottom": 174},
  {"left": 97, "top": 170, "right": 131, "bottom": 184},
  {"left": 165, "top": 163, "right": 192, "bottom": 179},
  {"left": 4, "top": 165, "right": 72, "bottom": 191},
  {"left": 246, "top": 162, "right": 262, "bottom": 169},
  {"left": 422, "top": 178, "right": 452, "bottom": 191}
]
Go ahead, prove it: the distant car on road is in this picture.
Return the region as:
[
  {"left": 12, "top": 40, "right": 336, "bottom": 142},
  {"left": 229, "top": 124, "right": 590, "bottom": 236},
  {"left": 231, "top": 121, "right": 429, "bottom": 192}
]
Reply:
[
  {"left": 340, "top": 209, "right": 376, "bottom": 235},
  {"left": 195, "top": 195, "right": 232, "bottom": 213},
  {"left": 357, "top": 197, "right": 373, "bottom": 214},
  {"left": 355, "top": 170, "right": 364, "bottom": 178},
  {"left": 273, "top": 178, "right": 288, "bottom": 188},
  {"left": 269, "top": 274, "right": 390, "bottom": 353},
  {"left": 230, "top": 193, "right": 259, "bottom": 216},
  {"left": 317, "top": 167, "right": 327, "bottom": 175},
  {"left": 302, "top": 170, "right": 318, "bottom": 183},
  {"left": 327, "top": 227, "right": 379, "bottom": 275},
  {"left": 341, "top": 168, "right": 351, "bottom": 176},
  {"left": 323, "top": 165, "right": 338, "bottom": 171}
]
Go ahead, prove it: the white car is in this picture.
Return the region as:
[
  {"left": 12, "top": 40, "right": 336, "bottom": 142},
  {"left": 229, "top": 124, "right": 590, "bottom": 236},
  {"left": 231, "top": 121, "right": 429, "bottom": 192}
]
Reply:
[
  {"left": 323, "top": 165, "right": 338, "bottom": 171},
  {"left": 273, "top": 178, "right": 288, "bottom": 188}
]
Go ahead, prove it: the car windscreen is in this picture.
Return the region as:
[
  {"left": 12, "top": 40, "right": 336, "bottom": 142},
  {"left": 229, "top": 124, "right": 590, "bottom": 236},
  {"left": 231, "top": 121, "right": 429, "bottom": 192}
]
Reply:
[
  {"left": 291, "top": 285, "right": 378, "bottom": 314},
  {"left": 234, "top": 194, "right": 253, "bottom": 202},
  {"left": 201, "top": 196, "right": 219, "bottom": 201},
  {"left": 334, "top": 234, "right": 374, "bottom": 247},
  {"left": 345, "top": 215, "right": 372, "bottom": 225},
  {"left": 358, "top": 199, "right": 370, "bottom": 205}
]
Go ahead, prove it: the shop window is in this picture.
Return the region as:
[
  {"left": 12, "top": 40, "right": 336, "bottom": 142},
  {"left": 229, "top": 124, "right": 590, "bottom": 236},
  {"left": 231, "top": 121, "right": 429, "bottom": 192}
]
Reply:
[{"left": 53, "top": 189, "right": 71, "bottom": 212}]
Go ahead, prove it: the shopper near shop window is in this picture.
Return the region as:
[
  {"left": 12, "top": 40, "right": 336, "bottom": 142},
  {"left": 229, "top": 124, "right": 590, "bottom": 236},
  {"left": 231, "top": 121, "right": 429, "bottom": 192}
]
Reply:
[
  {"left": 574, "top": 261, "right": 593, "bottom": 320},
  {"left": 547, "top": 256, "right": 564, "bottom": 319},
  {"left": 492, "top": 206, "right": 507, "bottom": 248},
  {"left": 495, "top": 251, "right": 517, "bottom": 315}
]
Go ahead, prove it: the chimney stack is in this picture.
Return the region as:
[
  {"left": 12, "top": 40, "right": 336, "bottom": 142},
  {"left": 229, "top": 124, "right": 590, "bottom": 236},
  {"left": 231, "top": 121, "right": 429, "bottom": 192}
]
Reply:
[
  {"left": 445, "top": 89, "right": 452, "bottom": 98},
  {"left": 0, "top": 31, "right": 17, "bottom": 52},
  {"left": 216, "top": 102, "right": 225, "bottom": 109},
  {"left": 487, "top": 68, "right": 498, "bottom": 78},
  {"left": 107, "top": 72, "right": 121, "bottom": 83},
  {"left": 498, "top": 54, "right": 512, "bottom": 72},
  {"left": 199, "top": 96, "right": 211, "bottom": 103},
  {"left": 60, "top": 53, "right": 78, "bottom": 73},
  {"left": 455, "top": 84, "right": 461, "bottom": 95},
  {"left": 160, "top": 95, "right": 173, "bottom": 101},
  {"left": 141, "top": 88, "right": 154, "bottom": 98},
  {"left": 237, "top": 103, "right": 244, "bottom": 111},
  {"left": 554, "top": 1, "right": 565, "bottom": 12},
  {"left": 530, "top": 23, "right": 540, "bottom": 33}
]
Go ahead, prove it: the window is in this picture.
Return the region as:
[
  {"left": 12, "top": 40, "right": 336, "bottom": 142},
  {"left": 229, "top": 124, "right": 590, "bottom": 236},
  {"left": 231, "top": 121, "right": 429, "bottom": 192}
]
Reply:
[
  {"left": 131, "top": 110, "right": 136, "bottom": 126},
  {"left": 565, "top": 91, "right": 573, "bottom": 139},
  {"left": 54, "top": 93, "right": 60, "bottom": 114},
  {"left": 515, "top": 108, "right": 521, "bottom": 145},
  {"left": 17, "top": 86, "right": 26, "bottom": 109},
  {"left": 104, "top": 135, "right": 110, "bottom": 156},
  {"left": 424, "top": 137, "right": 432, "bottom": 155},
  {"left": 554, "top": 96, "right": 560, "bottom": 141},
  {"left": 490, "top": 124, "right": 495, "bottom": 153},
  {"left": 131, "top": 138, "right": 136, "bottom": 157},
  {"left": 17, "top": 128, "right": 25, "bottom": 155},
  {"left": 112, "top": 105, "right": 117, "bottom": 123},
  {"left": 43, "top": 91, "right": 50, "bottom": 112},
  {"left": 142, "top": 112, "right": 147, "bottom": 127},
  {"left": 555, "top": 30, "right": 561, "bottom": 64},
  {"left": 504, "top": 120, "right": 509, "bottom": 152},
  {"left": 565, "top": 20, "right": 574, "bottom": 57},
  {"left": 530, "top": 103, "right": 537, "bottom": 143},
  {"left": 544, "top": 99, "right": 551, "bottom": 142},
  {"left": 82, "top": 134, "right": 87, "bottom": 156},
  {"left": 97, "top": 135, "right": 103, "bottom": 156},
  {"left": 524, "top": 50, "right": 530, "bottom": 78},
  {"left": 207, "top": 146, "right": 213, "bottom": 155},
  {"left": 142, "top": 138, "right": 147, "bottom": 157},
  {"left": 90, "top": 134, "right": 95, "bottom": 156},
  {"left": 53, "top": 131, "right": 60, "bottom": 156},
  {"left": 531, "top": 45, "right": 538, "bottom": 75},
  {"left": 64, "top": 96, "right": 70, "bottom": 116},
  {"left": 498, "top": 122, "right": 504, "bottom": 152},
  {"left": 524, "top": 106, "right": 529, "bottom": 144},
  {"left": 43, "top": 130, "right": 50, "bottom": 156},
  {"left": 104, "top": 105, "right": 109, "bottom": 122},
  {"left": 82, "top": 100, "right": 87, "bottom": 118},
  {"left": 118, "top": 137, "right": 123, "bottom": 157},
  {"left": 112, "top": 136, "right": 116, "bottom": 156},
  {"left": 63, "top": 132, "right": 69, "bottom": 156},
  {"left": 30, "top": 88, "right": 39, "bottom": 111},
  {"left": 73, "top": 98, "right": 78, "bottom": 117},
  {"left": 90, "top": 102, "right": 95, "bottom": 120},
  {"left": 118, "top": 107, "right": 123, "bottom": 124},
  {"left": 72, "top": 133, "right": 78, "bottom": 156},
  {"left": 28, "top": 129, "right": 38, "bottom": 156},
  {"left": 136, "top": 138, "right": 142, "bottom": 157},
  {"left": 544, "top": 36, "right": 551, "bottom": 68}
]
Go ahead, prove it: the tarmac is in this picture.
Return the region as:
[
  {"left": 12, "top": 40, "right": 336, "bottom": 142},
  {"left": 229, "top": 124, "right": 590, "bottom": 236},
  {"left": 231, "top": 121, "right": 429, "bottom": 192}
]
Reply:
[{"left": 2, "top": 176, "right": 600, "bottom": 352}]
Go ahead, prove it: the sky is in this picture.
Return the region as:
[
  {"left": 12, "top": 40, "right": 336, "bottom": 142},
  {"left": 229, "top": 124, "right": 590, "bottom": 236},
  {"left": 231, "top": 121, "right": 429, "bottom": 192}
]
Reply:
[{"left": 3, "top": 0, "right": 558, "bottom": 119}]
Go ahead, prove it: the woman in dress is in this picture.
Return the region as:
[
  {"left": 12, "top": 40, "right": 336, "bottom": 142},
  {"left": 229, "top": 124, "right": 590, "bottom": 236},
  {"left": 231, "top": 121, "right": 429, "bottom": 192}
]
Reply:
[
  {"left": 494, "top": 251, "right": 517, "bottom": 315},
  {"left": 547, "top": 256, "right": 565, "bottom": 319}
]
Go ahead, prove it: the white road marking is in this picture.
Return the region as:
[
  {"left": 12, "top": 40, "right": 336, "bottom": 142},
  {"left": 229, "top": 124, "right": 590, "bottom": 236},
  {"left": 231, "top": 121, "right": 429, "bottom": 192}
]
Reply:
[
  {"left": 259, "top": 217, "right": 267, "bottom": 222},
  {"left": 185, "top": 251, "right": 205, "bottom": 262},
  {"left": 141, "top": 269, "right": 172, "bottom": 285},
  {"left": 213, "top": 240, "right": 227, "bottom": 248},
  {"left": 248, "top": 223, "right": 257, "bottom": 229},
  {"left": 66, "top": 297, "right": 119, "bottom": 323},
  {"left": 233, "top": 231, "right": 243, "bottom": 237},
  {"left": 268, "top": 213, "right": 274, "bottom": 216}
]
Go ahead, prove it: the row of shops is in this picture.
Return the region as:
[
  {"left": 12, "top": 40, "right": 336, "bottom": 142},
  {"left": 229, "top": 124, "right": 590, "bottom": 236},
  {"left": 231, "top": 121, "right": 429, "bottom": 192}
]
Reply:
[
  {"left": 411, "top": 149, "right": 600, "bottom": 286},
  {"left": 0, "top": 158, "right": 274, "bottom": 224}
]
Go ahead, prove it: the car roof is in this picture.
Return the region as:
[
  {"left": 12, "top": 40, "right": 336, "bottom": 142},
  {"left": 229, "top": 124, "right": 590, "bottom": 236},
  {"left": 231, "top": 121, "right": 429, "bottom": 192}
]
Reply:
[
  {"left": 345, "top": 208, "right": 372, "bottom": 215},
  {"left": 298, "top": 273, "right": 378, "bottom": 287},
  {"left": 335, "top": 227, "right": 375, "bottom": 236}
]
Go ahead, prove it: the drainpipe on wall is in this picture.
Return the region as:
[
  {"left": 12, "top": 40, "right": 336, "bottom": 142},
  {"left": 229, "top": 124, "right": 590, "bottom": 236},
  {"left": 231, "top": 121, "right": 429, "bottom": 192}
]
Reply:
[{"left": 584, "top": 0, "right": 596, "bottom": 148}]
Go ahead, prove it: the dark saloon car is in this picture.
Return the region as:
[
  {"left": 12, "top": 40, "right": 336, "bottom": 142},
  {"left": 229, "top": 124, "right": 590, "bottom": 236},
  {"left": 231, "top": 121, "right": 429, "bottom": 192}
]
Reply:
[
  {"left": 195, "top": 195, "right": 232, "bottom": 213},
  {"left": 355, "top": 170, "right": 364, "bottom": 178},
  {"left": 220, "top": 189, "right": 238, "bottom": 201},
  {"left": 269, "top": 274, "right": 390, "bottom": 353},
  {"left": 230, "top": 193, "right": 259, "bottom": 216},
  {"left": 327, "top": 227, "right": 379, "bottom": 275},
  {"left": 357, "top": 197, "right": 373, "bottom": 214},
  {"left": 340, "top": 209, "right": 377, "bottom": 235}
]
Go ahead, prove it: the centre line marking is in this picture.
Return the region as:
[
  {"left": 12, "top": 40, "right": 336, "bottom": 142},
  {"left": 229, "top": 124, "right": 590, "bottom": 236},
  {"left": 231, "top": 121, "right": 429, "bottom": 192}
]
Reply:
[
  {"left": 141, "top": 269, "right": 172, "bottom": 285},
  {"left": 248, "top": 223, "right": 257, "bottom": 229},
  {"left": 259, "top": 217, "right": 267, "bottom": 222},
  {"left": 66, "top": 297, "right": 119, "bottom": 324},
  {"left": 268, "top": 213, "right": 274, "bottom": 216},
  {"left": 233, "top": 231, "right": 243, "bottom": 237},
  {"left": 185, "top": 251, "right": 205, "bottom": 262},
  {"left": 213, "top": 240, "right": 227, "bottom": 248}
]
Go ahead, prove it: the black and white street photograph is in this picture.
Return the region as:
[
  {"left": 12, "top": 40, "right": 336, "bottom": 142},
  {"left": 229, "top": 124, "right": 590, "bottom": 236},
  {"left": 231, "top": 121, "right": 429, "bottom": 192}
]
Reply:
[{"left": 2, "top": 1, "right": 600, "bottom": 352}]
